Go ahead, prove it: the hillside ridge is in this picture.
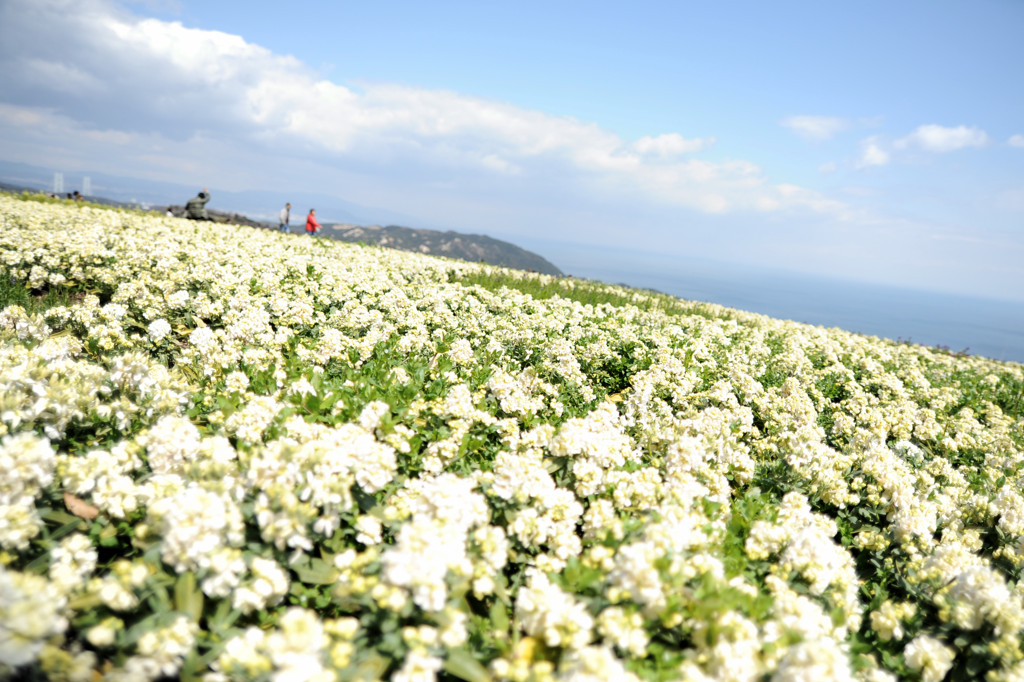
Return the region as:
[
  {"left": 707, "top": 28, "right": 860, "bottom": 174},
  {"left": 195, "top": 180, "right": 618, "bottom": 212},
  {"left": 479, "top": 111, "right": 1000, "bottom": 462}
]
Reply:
[
  {"left": 326, "top": 222, "right": 563, "bottom": 276},
  {"left": 0, "top": 179, "right": 563, "bottom": 276}
]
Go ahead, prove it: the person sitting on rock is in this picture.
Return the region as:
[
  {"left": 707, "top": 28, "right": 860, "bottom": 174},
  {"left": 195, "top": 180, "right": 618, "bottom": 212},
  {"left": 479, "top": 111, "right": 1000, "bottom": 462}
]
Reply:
[{"left": 185, "top": 188, "right": 211, "bottom": 220}]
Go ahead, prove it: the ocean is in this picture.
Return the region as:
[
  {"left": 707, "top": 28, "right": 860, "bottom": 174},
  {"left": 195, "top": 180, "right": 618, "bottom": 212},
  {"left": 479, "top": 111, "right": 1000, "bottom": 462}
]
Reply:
[{"left": 542, "top": 245, "right": 1024, "bottom": 365}]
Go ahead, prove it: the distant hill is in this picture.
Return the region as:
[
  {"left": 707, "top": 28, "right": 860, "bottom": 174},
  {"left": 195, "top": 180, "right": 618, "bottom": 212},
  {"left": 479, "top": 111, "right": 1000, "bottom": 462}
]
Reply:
[
  {"left": 154, "top": 207, "right": 563, "bottom": 276},
  {"left": 325, "top": 223, "right": 563, "bottom": 276},
  {"left": 0, "top": 178, "right": 564, "bottom": 276},
  {"left": 0, "top": 159, "right": 413, "bottom": 225}
]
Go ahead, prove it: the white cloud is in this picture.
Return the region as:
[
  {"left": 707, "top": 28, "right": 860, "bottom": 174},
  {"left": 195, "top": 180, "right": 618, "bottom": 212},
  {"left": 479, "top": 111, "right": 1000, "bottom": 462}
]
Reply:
[
  {"left": 818, "top": 161, "right": 838, "bottom": 174},
  {"left": 20, "top": 58, "right": 107, "bottom": 95},
  {"left": 0, "top": 102, "right": 51, "bottom": 128},
  {"left": 0, "top": 0, "right": 850, "bottom": 222},
  {"left": 480, "top": 154, "right": 520, "bottom": 174},
  {"left": 632, "top": 133, "right": 714, "bottom": 157},
  {"left": 1010, "top": 134, "right": 1024, "bottom": 148},
  {"left": 0, "top": 102, "right": 269, "bottom": 189},
  {"left": 856, "top": 137, "right": 890, "bottom": 169},
  {"left": 0, "top": 104, "right": 141, "bottom": 148},
  {"left": 894, "top": 124, "right": 989, "bottom": 152},
  {"left": 782, "top": 115, "right": 848, "bottom": 140}
]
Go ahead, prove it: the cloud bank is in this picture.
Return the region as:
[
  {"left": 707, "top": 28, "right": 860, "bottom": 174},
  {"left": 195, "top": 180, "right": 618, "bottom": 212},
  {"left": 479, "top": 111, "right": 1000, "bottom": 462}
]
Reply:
[
  {"left": 0, "top": 0, "right": 849, "bottom": 222},
  {"left": 895, "top": 124, "right": 989, "bottom": 153},
  {"left": 782, "top": 115, "right": 848, "bottom": 140},
  {"left": 851, "top": 124, "right": 994, "bottom": 171},
  {"left": 856, "top": 137, "right": 890, "bottom": 169},
  {"left": 0, "top": 0, "right": 1020, "bottom": 301}
]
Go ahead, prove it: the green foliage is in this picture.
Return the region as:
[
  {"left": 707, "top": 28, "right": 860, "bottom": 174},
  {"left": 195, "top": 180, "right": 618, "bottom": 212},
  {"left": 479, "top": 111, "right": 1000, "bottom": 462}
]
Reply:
[{"left": 0, "top": 269, "right": 78, "bottom": 314}]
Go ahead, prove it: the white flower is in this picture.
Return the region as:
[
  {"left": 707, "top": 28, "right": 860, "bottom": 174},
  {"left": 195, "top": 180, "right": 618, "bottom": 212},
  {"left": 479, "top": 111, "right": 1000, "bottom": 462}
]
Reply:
[
  {"left": 773, "top": 638, "right": 855, "bottom": 682},
  {"left": 49, "top": 532, "right": 98, "bottom": 593},
  {"left": 148, "top": 484, "right": 245, "bottom": 574},
  {"left": 6, "top": 184, "right": 1024, "bottom": 682},
  {"left": 381, "top": 474, "right": 489, "bottom": 612},
  {"left": 189, "top": 325, "right": 217, "bottom": 353},
  {"left": 137, "top": 615, "right": 198, "bottom": 678},
  {"left": 148, "top": 318, "right": 172, "bottom": 342},
  {"left": 515, "top": 570, "right": 593, "bottom": 650},
  {"left": 167, "top": 290, "right": 190, "bottom": 309},
  {"left": 86, "top": 617, "right": 123, "bottom": 648},
  {"left": 288, "top": 377, "right": 317, "bottom": 398},
  {"left": 0, "top": 566, "right": 68, "bottom": 669},
  {"left": 143, "top": 415, "right": 202, "bottom": 475},
  {"left": 225, "top": 396, "right": 283, "bottom": 443},
  {"left": 355, "top": 516, "right": 383, "bottom": 546},
  {"left": 225, "top": 370, "right": 250, "bottom": 393},
  {"left": 393, "top": 647, "right": 443, "bottom": 682},
  {"left": 869, "top": 601, "right": 916, "bottom": 642},
  {"left": 358, "top": 400, "right": 390, "bottom": 431},
  {"left": 558, "top": 645, "right": 640, "bottom": 681},
  {"left": 0, "top": 432, "right": 55, "bottom": 549},
  {"left": 904, "top": 635, "right": 956, "bottom": 682},
  {"left": 233, "top": 556, "right": 290, "bottom": 614}
]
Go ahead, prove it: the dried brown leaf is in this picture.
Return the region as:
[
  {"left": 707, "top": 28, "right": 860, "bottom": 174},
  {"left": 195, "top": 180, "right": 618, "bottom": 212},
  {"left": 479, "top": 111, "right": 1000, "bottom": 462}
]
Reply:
[{"left": 64, "top": 491, "right": 100, "bottom": 520}]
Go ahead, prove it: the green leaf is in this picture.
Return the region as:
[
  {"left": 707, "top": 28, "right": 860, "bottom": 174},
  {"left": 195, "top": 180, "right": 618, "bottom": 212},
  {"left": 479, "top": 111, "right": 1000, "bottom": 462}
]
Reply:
[
  {"left": 179, "top": 649, "right": 201, "bottom": 682},
  {"left": 493, "top": 572, "right": 510, "bottom": 605},
  {"left": 489, "top": 598, "right": 510, "bottom": 635},
  {"left": 320, "top": 391, "right": 341, "bottom": 411},
  {"left": 24, "top": 552, "right": 52, "bottom": 574},
  {"left": 179, "top": 364, "right": 201, "bottom": 383},
  {"left": 353, "top": 653, "right": 391, "bottom": 681},
  {"left": 98, "top": 522, "right": 120, "bottom": 547},
  {"left": 293, "top": 557, "right": 339, "bottom": 585},
  {"left": 443, "top": 648, "right": 491, "bottom": 682},
  {"left": 40, "top": 508, "right": 82, "bottom": 526},
  {"left": 174, "top": 571, "right": 204, "bottom": 622},
  {"left": 208, "top": 598, "right": 242, "bottom": 634},
  {"left": 50, "top": 518, "right": 86, "bottom": 542},
  {"left": 543, "top": 457, "right": 566, "bottom": 474}
]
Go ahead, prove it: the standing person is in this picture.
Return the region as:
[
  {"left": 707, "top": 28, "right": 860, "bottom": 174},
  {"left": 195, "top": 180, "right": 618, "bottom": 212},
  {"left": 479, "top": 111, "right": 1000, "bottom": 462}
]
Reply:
[
  {"left": 305, "top": 208, "right": 321, "bottom": 236},
  {"left": 278, "top": 202, "right": 291, "bottom": 233},
  {"left": 185, "top": 188, "right": 211, "bottom": 220}
]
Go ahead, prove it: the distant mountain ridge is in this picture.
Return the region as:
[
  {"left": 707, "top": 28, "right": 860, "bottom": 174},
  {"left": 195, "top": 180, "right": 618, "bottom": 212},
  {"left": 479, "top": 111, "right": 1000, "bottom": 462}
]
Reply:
[
  {"left": 325, "top": 223, "right": 563, "bottom": 276},
  {"left": 0, "top": 158, "right": 414, "bottom": 225},
  {"left": 0, "top": 171, "right": 564, "bottom": 276}
]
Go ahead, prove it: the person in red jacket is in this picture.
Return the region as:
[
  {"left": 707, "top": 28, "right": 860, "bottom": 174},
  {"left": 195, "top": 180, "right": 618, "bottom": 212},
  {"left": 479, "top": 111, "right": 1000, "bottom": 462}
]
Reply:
[{"left": 305, "top": 208, "right": 321, "bottom": 236}]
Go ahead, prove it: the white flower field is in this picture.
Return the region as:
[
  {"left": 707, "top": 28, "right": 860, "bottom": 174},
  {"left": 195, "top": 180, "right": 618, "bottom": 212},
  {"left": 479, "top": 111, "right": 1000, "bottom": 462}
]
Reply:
[{"left": 1, "top": 194, "right": 1023, "bottom": 681}]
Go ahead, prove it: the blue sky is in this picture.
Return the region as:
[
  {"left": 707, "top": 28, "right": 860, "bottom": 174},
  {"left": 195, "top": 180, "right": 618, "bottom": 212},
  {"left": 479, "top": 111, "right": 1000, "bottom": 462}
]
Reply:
[{"left": 1, "top": 0, "right": 1023, "bottom": 300}]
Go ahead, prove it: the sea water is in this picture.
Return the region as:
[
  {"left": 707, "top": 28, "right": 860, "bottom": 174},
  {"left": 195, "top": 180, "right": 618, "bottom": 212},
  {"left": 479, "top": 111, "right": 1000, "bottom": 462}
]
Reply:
[{"left": 547, "top": 246, "right": 1024, "bottom": 364}]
